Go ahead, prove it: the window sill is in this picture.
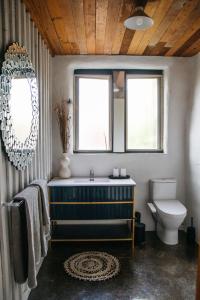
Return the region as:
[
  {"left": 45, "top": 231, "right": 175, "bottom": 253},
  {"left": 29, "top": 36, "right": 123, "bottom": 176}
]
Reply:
[{"left": 73, "top": 150, "right": 165, "bottom": 154}]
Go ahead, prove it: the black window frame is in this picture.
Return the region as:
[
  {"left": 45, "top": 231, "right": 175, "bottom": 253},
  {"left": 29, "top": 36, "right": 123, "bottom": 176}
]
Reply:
[
  {"left": 74, "top": 69, "right": 113, "bottom": 153},
  {"left": 74, "top": 69, "right": 164, "bottom": 154},
  {"left": 125, "top": 70, "right": 164, "bottom": 153}
]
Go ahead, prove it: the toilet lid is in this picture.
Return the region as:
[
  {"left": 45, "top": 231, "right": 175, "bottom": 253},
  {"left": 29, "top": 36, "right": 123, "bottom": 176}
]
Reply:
[{"left": 154, "top": 200, "right": 187, "bottom": 216}]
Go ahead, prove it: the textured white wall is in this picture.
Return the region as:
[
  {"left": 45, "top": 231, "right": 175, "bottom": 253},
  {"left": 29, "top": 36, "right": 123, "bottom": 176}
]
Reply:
[
  {"left": 186, "top": 53, "right": 200, "bottom": 241},
  {"left": 52, "top": 55, "right": 191, "bottom": 231},
  {"left": 0, "top": 1, "right": 52, "bottom": 300}
]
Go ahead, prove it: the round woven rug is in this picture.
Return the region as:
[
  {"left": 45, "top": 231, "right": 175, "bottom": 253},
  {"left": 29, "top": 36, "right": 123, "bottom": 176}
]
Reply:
[{"left": 64, "top": 251, "right": 120, "bottom": 281}]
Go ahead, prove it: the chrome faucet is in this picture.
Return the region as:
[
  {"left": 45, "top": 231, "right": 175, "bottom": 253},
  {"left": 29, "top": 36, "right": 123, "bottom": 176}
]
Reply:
[{"left": 89, "top": 169, "right": 94, "bottom": 181}]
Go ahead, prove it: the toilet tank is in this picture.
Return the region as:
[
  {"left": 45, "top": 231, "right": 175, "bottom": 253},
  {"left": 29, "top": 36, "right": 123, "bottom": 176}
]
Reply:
[{"left": 150, "top": 179, "right": 177, "bottom": 201}]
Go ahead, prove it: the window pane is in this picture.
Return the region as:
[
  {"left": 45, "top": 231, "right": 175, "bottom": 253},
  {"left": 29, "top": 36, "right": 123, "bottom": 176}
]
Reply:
[
  {"left": 127, "top": 77, "right": 159, "bottom": 150},
  {"left": 78, "top": 77, "right": 111, "bottom": 151}
]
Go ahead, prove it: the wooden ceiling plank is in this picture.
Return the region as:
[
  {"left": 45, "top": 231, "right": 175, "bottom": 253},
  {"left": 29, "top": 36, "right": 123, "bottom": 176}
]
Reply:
[
  {"left": 96, "top": 0, "right": 108, "bottom": 54},
  {"left": 57, "top": 0, "right": 80, "bottom": 54},
  {"left": 120, "top": 1, "right": 155, "bottom": 55},
  {"left": 127, "top": 0, "right": 159, "bottom": 55},
  {"left": 83, "top": 0, "right": 96, "bottom": 54},
  {"left": 174, "top": 28, "right": 200, "bottom": 56},
  {"left": 159, "top": 46, "right": 171, "bottom": 56},
  {"left": 119, "top": 29, "right": 135, "bottom": 54},
  {"left": 165, "top": 1, "right": 200, "bottom": 48},
  {"left": 53, "top": 19, "right": 72, "bottom": 54},
  {"left": 111, "top": 0, "right": 134, "bottom": 54},
  {"left": 70, "top": 0, "right": 87, "bottom": 54},
  {"left": 47, "top": 0, "right": 79, "bottom": 54},
  {"left": 22, "top": 0, "right": 56, "bottom": 54},
  {"left": 46, "top": 0, "right": 61, "bottom": 17},
  {"left": 135, "top": 0, "right": 174, "bottom": 55},
  {"left": 165, "top": 15, "right": 200, "bottom": 56},
  {"left": 143, "top": 45, "right": 152, "bottom": 56},
  {"left": 182, "top": 37, "right": 200, "bottom": 56},
  {"left": 104, "top": 0, "right": 123, "bottom": 54},
  {"left": 159, "top": 0, "right": 199, "bottom": 47},
  {"left": 146, "top": 42, "right": 170, "bottom": 56},
  {"left": 127, "top": 30, "right": 144, "bottom": 54},
  {"left": 44, "top": 27, "right": 63, "bottom": 55},
  {"left": 25, "top": 0, "right": 63, "bottom": 54},
  {"left": 32, "top": 0, "right": 63, "bottom": 54},
  {"left": 40, "top": 0, "right": 65, "bottom": 54},
  {"left": 46, "top": 0, "right": 73, "bottom": 54},
  {"left": 23, "top": 0, "right": 200, "bottom": 57},
  {"left": 149, "top": 0, "right": 188, "bottom": 47}
]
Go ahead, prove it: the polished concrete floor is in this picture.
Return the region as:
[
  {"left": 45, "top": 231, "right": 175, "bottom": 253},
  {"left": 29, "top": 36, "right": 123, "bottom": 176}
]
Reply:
[{"left": 29, "top": 232, "right": 198, "bottom": 300}]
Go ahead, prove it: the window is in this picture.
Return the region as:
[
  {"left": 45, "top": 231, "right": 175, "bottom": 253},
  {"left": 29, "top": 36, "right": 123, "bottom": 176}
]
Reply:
[
  {"left": 74, "top": 70, "right": 163, "bottom": 153},
  {"left": 126, "top": 74, "right": 162, "bottom": 151},
  {"left": 75, "top": 72, "right": 112, "bottom": 152}
]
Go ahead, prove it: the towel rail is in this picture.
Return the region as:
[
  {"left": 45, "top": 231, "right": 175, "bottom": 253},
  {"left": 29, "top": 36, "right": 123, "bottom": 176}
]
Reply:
[{"left": 1, "top": 199, "right": 24, "bottom": 207}]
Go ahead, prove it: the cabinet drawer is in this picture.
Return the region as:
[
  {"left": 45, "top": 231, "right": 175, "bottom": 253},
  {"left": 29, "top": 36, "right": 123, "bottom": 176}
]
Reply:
[
  {"left": 50, "top": 203, "right": 133, "bottom": 220},
  {"left": 50, "top": 186, "right": 133, "bottom": 202}
]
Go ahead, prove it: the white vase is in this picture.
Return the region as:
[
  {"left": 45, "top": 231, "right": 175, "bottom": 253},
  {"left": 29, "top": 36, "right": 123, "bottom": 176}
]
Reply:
[{"left": 58, "top": 153, "right": 71, "bottom": 178}]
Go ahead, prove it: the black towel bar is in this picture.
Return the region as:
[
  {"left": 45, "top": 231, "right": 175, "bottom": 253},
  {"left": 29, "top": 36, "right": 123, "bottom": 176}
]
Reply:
[{"left": 2, "top": 199, "right": 24, "bottom": 207}]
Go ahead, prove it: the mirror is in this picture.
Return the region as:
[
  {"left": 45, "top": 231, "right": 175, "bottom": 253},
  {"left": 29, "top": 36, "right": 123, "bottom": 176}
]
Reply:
[
  {"left": 113, "top": 71, "right": 125, "bottom": 152},
  {"left": 10, "top": 78, "right": 33, "bottom": 143},
  {"left": 0, "top": 43, "right": 39, "bottom": 170}
]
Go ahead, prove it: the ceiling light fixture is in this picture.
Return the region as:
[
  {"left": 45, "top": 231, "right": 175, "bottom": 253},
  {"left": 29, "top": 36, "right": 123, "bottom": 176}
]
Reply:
[{"left": 124, "top": 5, "right": 154, "bottom": 30}]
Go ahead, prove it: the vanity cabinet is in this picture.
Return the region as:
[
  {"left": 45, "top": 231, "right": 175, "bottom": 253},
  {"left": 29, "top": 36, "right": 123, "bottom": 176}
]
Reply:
[{"left": 48, "top": 178, "right": 136, "bottom": 253}]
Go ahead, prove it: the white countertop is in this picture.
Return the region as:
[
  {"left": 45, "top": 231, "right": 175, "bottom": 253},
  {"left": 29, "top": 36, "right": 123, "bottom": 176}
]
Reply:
[{"left": 48, "top": 177, "right": 136, "bottom": 187}]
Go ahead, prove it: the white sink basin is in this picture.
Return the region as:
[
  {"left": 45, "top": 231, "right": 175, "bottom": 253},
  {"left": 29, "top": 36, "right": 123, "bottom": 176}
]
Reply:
[
  {"left": 48, "top": 177, "right": 136, "bottom": 187},
  {"left": 74, "top": 177, "right": 110, "bottom": 183}
]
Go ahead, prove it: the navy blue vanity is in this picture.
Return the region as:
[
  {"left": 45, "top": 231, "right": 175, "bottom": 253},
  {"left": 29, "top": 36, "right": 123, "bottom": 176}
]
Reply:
[{"left": 48, "top": 177, "right": 136, "bottom": 253}]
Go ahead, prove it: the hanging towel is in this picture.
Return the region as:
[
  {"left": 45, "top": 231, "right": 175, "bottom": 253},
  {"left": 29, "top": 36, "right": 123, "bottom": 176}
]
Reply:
[
  {"left": 13, "top": 186, "right": 41, "bottom": 289},
  {"left": 10, "top": 200, "right": 28, "bottom": 284},
  {"left": 37, "top": 188, "right": 49, "bottom": 257},
  {"left": 30, "top": 179, "right": 50, "bottom": 256}
]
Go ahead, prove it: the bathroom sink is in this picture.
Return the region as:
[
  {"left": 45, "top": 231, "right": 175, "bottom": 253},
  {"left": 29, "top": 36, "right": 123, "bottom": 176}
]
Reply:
[
  {"left": 74, "top": 177, "right": 110, "bottom": 183},
  {"left": 48, "top": 177, "right": 135, "bottom": 187}
]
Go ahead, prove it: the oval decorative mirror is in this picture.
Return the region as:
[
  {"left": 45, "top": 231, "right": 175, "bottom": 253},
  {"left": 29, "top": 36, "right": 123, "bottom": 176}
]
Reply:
[{"left": 0, "top": 43, "right": 39, "bottom": 170}]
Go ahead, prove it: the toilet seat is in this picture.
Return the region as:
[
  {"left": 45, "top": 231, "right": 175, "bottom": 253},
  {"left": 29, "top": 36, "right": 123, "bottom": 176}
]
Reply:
[{"left": 154, "top": 200, "right": 187, "bottom": 216}]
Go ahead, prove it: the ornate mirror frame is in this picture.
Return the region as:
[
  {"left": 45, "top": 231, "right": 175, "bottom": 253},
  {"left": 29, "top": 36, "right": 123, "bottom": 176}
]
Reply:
[{"left": 0, "top": 43, "right": 39, "bottom": 170}]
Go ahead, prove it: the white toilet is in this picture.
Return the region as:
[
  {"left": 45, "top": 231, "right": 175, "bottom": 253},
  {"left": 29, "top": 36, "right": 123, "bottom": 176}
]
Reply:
[{"left": 149, "top": 179, "right": 187, "bottom": 245}]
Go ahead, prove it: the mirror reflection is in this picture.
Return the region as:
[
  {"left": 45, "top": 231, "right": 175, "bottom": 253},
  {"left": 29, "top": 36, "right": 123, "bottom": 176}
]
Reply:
[{"left": 10, "top": 78, "right": 32, "bottom": 143}]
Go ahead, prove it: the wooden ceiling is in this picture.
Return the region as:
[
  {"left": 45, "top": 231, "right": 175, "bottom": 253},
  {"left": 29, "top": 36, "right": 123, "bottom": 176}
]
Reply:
[{"left": 22, "top": 0, "right": 200, "bottom": 57}]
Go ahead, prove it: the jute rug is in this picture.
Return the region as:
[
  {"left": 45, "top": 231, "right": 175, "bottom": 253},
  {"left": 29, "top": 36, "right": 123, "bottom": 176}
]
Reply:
[{"left": 64, "top": 251, "right": 120, "bottom": 281}]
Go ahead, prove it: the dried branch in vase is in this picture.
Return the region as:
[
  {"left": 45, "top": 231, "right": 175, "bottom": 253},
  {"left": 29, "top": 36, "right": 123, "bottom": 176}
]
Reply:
[{"left": 54, "top": 99, "right": 71, "bottom": 153}]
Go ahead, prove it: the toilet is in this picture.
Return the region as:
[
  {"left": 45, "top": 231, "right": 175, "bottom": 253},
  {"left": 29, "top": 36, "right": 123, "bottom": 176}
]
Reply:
[{"left": 148, "top": 179, "right": 187, "bottom": 245}]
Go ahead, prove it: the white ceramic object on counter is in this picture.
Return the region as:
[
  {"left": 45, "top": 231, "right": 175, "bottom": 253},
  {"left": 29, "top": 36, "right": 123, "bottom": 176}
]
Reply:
[
  {"left": 113, "top": 168, "right": 119, "bottom": 177},
  {"left": 58, "top": 153, "right": 71, "bottom": 179},
  {"left": 120, "top": 168, "right": 126, "bottom": 177}
]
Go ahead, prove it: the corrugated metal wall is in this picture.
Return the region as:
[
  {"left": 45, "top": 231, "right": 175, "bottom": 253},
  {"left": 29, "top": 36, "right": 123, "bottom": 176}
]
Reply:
[{"left": 0, "top": 1, "right": 52, "bottom": 300}]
